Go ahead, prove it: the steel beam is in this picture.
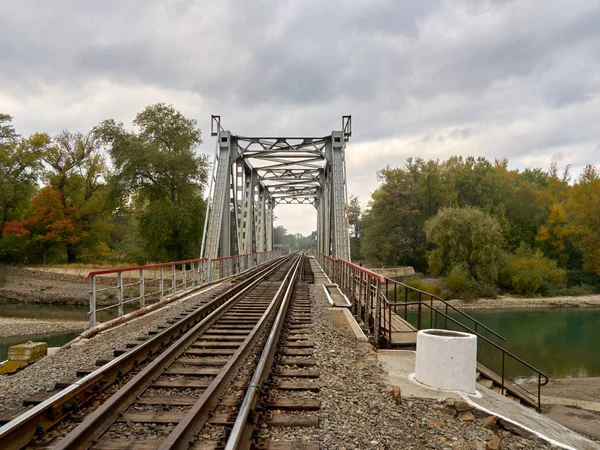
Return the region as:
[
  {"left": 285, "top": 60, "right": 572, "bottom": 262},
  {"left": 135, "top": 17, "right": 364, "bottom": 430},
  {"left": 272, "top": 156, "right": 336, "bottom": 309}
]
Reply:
[{"left": 201, "top": 117, "right": 352, "bottom": 262}]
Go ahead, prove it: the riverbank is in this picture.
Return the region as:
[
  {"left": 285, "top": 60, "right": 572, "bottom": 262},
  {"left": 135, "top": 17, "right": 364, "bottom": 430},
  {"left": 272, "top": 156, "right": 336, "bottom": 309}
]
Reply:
[
  {"left": 449, "top": 294, "right": 600, "bottom": 309},
  {"left": 0, "top": 317, "right": 87, "bottom": 338},
  {"left": 0, "top": 265, "right": 107, "bottom": 305}
]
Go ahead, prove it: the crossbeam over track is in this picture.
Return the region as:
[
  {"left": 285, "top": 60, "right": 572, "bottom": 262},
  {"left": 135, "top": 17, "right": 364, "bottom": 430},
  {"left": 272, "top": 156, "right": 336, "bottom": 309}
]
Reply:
[{"left": 201, "top": 116, "right": 352, "bottom": 269}]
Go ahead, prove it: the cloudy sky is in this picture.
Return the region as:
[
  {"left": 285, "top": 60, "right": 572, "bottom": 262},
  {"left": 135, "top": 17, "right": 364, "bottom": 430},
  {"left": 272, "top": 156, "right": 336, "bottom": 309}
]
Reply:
[{"left": 2, "top": 0, "right": 600, "bottom": 235}]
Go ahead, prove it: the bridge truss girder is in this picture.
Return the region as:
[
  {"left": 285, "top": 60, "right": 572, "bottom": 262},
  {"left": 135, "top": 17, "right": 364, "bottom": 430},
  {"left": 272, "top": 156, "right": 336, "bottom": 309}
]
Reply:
[{"left": 201, "top": 116, "right": 352, "bottom": 262}]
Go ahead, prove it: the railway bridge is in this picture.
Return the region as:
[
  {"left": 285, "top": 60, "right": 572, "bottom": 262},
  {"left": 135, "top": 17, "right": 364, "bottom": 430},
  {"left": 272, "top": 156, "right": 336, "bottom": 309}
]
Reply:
[{"left": 0, "top": 118, "right": 594, "bottom": 450}]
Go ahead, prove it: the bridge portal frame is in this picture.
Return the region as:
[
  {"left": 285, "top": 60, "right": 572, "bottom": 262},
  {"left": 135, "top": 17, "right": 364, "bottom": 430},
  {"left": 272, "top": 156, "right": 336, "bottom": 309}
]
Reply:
[{"left": 201, "top": 116, "right": 352, "bottom": 270}]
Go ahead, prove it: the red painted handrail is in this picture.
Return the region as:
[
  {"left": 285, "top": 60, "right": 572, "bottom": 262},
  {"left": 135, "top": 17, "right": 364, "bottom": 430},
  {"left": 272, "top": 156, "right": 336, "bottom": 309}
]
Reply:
[
  {"left": 317, "top": 252, "right": 385, "bottom": 282},
  {"left": 85, "top": 258, "right": 208, "bottom": 278}
]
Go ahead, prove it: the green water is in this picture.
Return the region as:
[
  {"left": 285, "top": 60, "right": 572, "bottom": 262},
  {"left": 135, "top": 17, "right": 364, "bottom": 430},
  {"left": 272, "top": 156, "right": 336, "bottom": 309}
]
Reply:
[
  {"left": 408, "top": 308, "right": 600, "bottom": 379},
  {"left": 0, "top": 331, "right": 80, "bottom": 362},
  {"left": 0, "top": 302, "right": 135, "bottom": 362}
]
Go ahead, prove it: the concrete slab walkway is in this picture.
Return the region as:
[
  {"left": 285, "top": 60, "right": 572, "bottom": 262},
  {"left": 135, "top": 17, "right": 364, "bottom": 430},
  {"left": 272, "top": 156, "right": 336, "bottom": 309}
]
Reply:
[
  {"left": 377, "top": 349, "right": 600, "bottom": 450},
  {"left": 309, "top": 257, "right": 350, "bottom": 307}
]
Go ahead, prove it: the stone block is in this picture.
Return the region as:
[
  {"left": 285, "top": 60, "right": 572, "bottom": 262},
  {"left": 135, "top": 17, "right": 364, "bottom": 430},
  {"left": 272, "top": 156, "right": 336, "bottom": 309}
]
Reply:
[
  {"left": 8, "top": 341, "right": 48, "bottom": 362},
  {"left": 0, "top": 360, "right": 28, "bottom": 375}
]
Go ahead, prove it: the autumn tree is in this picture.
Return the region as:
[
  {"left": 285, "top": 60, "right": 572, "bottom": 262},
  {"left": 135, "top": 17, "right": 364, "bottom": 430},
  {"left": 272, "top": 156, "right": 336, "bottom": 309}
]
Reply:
[
  {"left": 3, "top": 187, "right": 81, "bottom": 264},
  {"left": 95, "top": 104, "right": 210, "bottom": 261},
  {"left": 0, "top": 114, "right": 46, "bottom": 243},
  {"left": 536, "top": 203, "right": 571, "bottom": 267},
  {"left": 41, "top": 130, "right": 109, "bottom": 262},
  {"left": 566, "top": 165, "right": 600, "bottom": 274}
]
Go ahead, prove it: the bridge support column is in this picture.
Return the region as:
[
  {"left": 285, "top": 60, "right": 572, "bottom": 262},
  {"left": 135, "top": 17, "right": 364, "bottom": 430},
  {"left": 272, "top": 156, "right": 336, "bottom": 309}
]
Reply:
[{"left": 203, "top": 131, "right": 234, "bottom": 264}]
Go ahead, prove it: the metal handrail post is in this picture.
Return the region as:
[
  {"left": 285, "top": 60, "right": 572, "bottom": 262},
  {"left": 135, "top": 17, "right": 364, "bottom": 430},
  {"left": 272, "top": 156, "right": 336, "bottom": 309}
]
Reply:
[
  {"left": 139, "top": 269, "right": 145, "bottom": 308},
  {"left": 117, "top": 272, "right": 124, "bottom": 317},
  {"left": 160, "top": 266, "right": 164, "bottom": 300},
  {"left": 90, "top": 276, "right": 97, "bottom": 328},
  {"left": 374, "top": 280, "right": 381, "bottom": 345},
  {"left": 171, "top": 265, "right": 176, "bottom": 295}
]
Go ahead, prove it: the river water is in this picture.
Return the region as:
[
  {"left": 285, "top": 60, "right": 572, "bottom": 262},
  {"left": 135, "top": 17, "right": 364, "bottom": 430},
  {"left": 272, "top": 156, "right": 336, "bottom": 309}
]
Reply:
[{"left": 0, "top": 303, "right": 132, "bottom": 362}]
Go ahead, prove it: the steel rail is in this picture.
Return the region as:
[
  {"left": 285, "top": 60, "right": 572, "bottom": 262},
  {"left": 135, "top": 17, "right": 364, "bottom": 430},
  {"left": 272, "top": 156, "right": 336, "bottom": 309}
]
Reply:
[
  {"left": 0, "top": 254, "right": 292, "bottom": 450},
  {"left": 225, "top": 253, "right": 302, "bottom": 450},
  {"left": 159, "top": 254, "right": 303, "bottom": 450},
  {"left": 52, "top": 254, "right": 298, "bottom": 450}
]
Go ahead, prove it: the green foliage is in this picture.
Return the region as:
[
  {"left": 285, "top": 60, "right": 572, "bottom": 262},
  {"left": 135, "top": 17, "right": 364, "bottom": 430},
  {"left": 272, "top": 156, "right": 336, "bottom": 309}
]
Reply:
[
  {"left": 95, "top": 103, "right": 209, "bottom": 262},
  {"left": 498, "top": 247, "right": 566, "bottom": 295},
  {"left": 566, "top": 270, "right": 600, "bottom": 289},
  {"left": 566, "top": 165, "right": 600, "bottom": 275},
  {"left": 442, "top": 265, "right": 497, "bottom": 300},
  {"left": 402, "top": 277, "right": 443, "bottom": 298},
  {"left": 0, "top": 115, "right": 46, "bottom": 246},
  {"left": 361, "top": 158, "right": 455, "bottom": 270},
  {"left": 425, "top": 207, "right": 504, "bottom": 283},
  {"left": 273, "top": 226, "right": 316, "bottom": 251},
  {"left": 347, "top": 196, "right": 363, "bottom": 260}
]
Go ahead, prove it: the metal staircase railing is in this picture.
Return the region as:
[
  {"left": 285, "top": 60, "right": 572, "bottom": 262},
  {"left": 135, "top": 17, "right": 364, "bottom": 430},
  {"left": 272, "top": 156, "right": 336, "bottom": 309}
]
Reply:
[{"left": 316, "top": 252, "right": 549, "bottom": 411}]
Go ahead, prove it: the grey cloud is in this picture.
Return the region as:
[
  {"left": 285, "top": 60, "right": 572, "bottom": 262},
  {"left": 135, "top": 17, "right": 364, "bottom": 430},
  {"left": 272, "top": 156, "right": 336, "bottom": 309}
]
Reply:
[{"left": 2, "top": 0, "right": 600, "bottom": 235}]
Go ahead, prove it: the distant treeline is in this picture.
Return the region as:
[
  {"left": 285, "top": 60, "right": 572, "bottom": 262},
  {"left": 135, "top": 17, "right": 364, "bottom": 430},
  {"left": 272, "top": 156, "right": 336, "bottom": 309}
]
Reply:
[
  {"left": 349, "top": 157, "right": 600, "bottom": 298},
  {"left": 0, "top": 104, "right": 209, "bottom": 265}
]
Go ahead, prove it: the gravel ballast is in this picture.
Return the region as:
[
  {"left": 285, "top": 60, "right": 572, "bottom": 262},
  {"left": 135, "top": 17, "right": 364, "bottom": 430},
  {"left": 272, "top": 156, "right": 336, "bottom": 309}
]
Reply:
[
  {"left": 0, "top": 281, "right": 232, "bottom": 415},
  {"left": 308, "top": 284, "right": 554, "bottom": 449},
  {"left": 0, "top": 278, "right": 573, "bottom": 448}
]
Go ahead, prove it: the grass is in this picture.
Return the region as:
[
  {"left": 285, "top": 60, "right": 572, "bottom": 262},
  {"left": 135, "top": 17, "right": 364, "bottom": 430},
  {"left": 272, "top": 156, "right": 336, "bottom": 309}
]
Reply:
[
  {"left": 565, "top": 404, "right": 583, "bottom": 410},
  {"left": 0, "top": 273, "right": 5, "bottom": 286}
]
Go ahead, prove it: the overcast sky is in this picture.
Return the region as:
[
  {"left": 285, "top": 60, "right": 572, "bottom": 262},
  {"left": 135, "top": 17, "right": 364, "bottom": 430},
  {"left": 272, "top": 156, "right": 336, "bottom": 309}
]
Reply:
[{"left": 2, "top": 0, "right": 600, "bottom": 235}]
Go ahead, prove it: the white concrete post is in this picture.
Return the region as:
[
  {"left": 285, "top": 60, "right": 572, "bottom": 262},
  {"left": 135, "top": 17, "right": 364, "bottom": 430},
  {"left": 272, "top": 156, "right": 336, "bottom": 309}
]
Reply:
[{"left": 415, "top": 329, "right": 477, "bottom": 395}]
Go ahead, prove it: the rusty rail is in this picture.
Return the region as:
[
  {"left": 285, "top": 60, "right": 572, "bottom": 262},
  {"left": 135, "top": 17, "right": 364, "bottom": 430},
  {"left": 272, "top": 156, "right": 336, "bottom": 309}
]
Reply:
[{"left": 0, "top": 254, "right": 291, "bottom": 450}]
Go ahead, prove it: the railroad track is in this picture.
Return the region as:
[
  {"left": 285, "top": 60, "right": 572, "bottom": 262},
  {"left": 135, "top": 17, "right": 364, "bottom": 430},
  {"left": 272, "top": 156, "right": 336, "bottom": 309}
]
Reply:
[{"left": 0, "top": 252, "right": 321, "bottom": 449}]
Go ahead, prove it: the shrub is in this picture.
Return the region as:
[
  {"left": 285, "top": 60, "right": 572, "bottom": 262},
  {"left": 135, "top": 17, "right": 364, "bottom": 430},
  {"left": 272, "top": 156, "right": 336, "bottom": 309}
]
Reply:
[
  {"left": 498, "top": 248, "right": 566, "bottom": 295},
  {"left": 443, "top": 265, "right": 497, "bottom": 300},
  {"left": 566, "top": 270, "right": 600, "bottom": 289},
  {"left": 402, "top": 277, "right": 444, "bottom": 298}
]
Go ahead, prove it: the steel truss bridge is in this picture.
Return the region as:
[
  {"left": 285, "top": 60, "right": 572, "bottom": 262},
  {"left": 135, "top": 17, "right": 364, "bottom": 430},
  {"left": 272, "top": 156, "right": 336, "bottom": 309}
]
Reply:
[{"left": 201, "top": 115, "right": 352, "bottom": 265}]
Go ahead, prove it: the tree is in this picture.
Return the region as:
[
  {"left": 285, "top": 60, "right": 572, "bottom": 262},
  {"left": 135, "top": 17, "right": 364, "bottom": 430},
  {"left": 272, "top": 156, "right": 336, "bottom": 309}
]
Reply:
[
  {"left": 361, "top": 159, "right": 453, "bottom": 269},
  {"left": 41, "top": 130, "right": 109, "bottom": 262},
  {"left": 425, "top": 207, "right": 504, "bottom": 283},
  {"left": 0, "top": 114, "right": 46, "bottom": 243},
  {"left": 347, "top": 196, "right": 363, "bottom": 259},
  {"left": 96, "top": 103, "right": 210, "bottom": 261},
  {"left": 536, "top": 203, "right": 571, "bottom": 267},
  {"left": 566, "top": 165, "right": 600, "bottom": 274},
  {"left": 3, "top": 187, "right": 81, "bottom": 264}
]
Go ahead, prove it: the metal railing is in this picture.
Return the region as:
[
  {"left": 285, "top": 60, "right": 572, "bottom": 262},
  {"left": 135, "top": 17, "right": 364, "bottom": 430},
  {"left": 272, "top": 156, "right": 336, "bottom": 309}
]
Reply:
[
  {"left": 85, "top": 250, "right": 279, "bottom": 328},
  {"left": 316, "top": 252, "right": 548, "bottom": 411}
]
